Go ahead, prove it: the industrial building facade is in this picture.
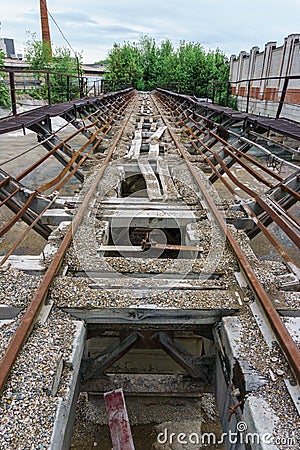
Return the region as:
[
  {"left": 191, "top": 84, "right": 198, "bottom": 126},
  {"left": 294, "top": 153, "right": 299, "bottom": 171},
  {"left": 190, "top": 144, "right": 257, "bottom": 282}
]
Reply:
[{"left": 229, "top": 34, "right": 300, "bottom": 120}]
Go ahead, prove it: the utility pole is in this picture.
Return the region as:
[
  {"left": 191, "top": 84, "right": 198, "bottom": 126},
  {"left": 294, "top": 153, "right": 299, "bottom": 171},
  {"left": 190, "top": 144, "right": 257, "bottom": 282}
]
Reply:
[{"left": 40, "top": 0, "right": 52, "bottom": 58}]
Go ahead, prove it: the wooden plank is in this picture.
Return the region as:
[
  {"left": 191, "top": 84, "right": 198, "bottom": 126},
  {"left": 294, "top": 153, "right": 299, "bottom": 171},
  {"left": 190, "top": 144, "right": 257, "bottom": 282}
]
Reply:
[
  {"left": 137, "top": 158, "right": 162, "bottom": 201},
  {"left": 104, "top": 388, "right": 135, "bottom": 450}
]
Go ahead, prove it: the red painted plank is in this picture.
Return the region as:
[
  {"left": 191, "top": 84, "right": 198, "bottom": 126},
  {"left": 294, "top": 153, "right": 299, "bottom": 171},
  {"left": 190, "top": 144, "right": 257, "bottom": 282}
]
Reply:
[{"left": 104, "top": 388, "right": 135, "bottom": 450}]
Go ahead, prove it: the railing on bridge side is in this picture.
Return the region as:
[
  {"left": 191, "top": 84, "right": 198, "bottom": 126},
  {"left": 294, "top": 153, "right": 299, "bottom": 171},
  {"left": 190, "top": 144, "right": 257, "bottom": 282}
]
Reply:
[
  {"left": 0, "top": 68, "right": 89, "bottom": 115},
  {"left": 1, "top": 68, "right": 299, "bottom": 122},
  {"left": 88, "top": 79, "right": 132, "bottom": 96},
  {"left": 0, "top": 68, "right": 132, "bottom": 117},
  {"left": 156, "top": 75, "right": 300, "bottom": 121}
]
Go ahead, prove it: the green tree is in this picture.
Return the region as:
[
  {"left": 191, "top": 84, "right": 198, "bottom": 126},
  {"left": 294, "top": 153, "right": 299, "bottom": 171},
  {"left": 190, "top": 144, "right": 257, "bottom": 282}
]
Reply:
[
  {"left": 25, "top": 33, "right": 52, "bottom": 70},
  {"left": 0, "top": 46, "right": 10, "bottom": 108},
  {"left": 105, "top": 42, "right": 143, "bottom": 89},
  {"left": 25, "top": 34, "right": 82, "bottom": 103},
  {"left": 105, "top": 36, "right": 230, "bottom": 103},
  {"left": 49, "top": 47, "right": 82, "bottom": 102},
  {"left": 138, "top": 35, "right": 160, "bottom": 90},
  {"left": 156, "top": 39, "right": 176, "bottom": 88}
]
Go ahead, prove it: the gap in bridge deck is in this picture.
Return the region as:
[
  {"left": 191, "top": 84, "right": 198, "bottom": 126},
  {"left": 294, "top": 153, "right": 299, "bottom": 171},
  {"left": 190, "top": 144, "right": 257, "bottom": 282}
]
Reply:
[
  {"left": 103, "top": 226, "right": 185, "bottom": 259},
  {"left": 69, "top": 315, "right": 229, "bottom": 450}
]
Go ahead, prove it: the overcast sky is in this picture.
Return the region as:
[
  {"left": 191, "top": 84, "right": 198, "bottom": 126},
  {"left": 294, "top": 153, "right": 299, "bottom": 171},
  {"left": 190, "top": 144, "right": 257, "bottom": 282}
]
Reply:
[{"left": 1, "top": 0, "right": 299, "bottom": 63}]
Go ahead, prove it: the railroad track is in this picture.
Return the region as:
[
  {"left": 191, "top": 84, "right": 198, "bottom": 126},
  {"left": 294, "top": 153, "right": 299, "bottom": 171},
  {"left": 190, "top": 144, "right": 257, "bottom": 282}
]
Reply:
[{"left": 0, "top": 90, "right": 299, "bottom": 448}]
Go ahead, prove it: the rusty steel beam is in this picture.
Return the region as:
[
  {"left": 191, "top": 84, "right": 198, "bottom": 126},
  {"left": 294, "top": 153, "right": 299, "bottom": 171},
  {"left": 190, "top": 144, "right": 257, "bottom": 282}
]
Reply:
[
  {"left": 158, "top": 332, "right": 214, "bottom": 383},
  {"left": 0, "top": 191, "right": 37, "bottom": 238},
  {"left": 166, "top": 96, "right": 300, "bottom": 247},
  {"left": 0, "top": 187, "right": 21, "bottom": 208},
  {"left": 0, "top": 91, "right": 136, "bottom": 395},
  {"left": 0, "top": 177, "right": 10, "bottom": 189},
  {"left": 159, "top": 91, "right": 300, "bottom": 205},
  {"left": 149, "top": 242, "right": 200, "bottom": 252},
  {"left": 152, "top": 93, "right": 300, "bottom": 384},
  {"left": 51, "top": 98, "right": 132, "bottom": 193},
  {"left": 15, "top": 129, "right": 83, "bottom": 182},
  {"left": 179, "top": 124, "right": 300, "bottom": 272},
  {"left": 240, "top": 201, "right": 300, "bottom": 274},
  {"left": 104, "top": 389, "right": 135, "bottom": 450},
  {"left": 172, "top": 109, "right": 300, "bottom": 248},
  {"left": 83, "top": 332, "right": 141, "bottom": 380}
]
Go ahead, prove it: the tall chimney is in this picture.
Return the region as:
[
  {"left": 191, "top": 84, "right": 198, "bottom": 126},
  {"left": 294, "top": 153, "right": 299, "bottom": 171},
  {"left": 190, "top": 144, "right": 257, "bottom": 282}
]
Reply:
[{"left": 40, "top": 0, "right": 52, "bottom": 57}]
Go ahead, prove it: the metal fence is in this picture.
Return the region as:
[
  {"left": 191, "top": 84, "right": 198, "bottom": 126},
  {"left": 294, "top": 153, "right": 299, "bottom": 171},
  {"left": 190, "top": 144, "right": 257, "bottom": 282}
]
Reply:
[
  {"left": 0, "top": 69, "right": 131, "bottom": 116},
  {"left": 1, "top": 69, "right": 299, "bottom": 120}
]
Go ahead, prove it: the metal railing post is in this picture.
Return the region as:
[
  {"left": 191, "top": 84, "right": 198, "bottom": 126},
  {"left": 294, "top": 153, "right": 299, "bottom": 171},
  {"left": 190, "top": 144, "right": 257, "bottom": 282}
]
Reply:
[
  {"left": 226, "top": 81, "right": 231, "bottom": 107},
  {"left": 67, "top": 75, "right": 70, "bottom": 101},
  {"left": 212, "top": 82, "right": 215, "bottom": 104},
  {"left": 9, "top": 72, "right": 17, "bottom": 115},
  {"left": 79, "top": 77, "right": 84, "bottom": 98},
  {"left": 46, "top": 73, "right": 51, "bottom": 105},
  {"left": 276, "top": 76, "right": 289, "bottom": 119},
  {"left": 246, "top": 80, "right": 251, "bottom": 113}
]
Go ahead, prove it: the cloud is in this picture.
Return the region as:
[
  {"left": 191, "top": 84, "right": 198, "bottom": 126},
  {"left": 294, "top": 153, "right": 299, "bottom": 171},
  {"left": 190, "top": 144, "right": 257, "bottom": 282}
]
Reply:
[
  {"left": 50, "top": 12, "right": 98, "bottom": 27},
  {"left": 1, "top": 0, "right": 299, "bottom": 63}
]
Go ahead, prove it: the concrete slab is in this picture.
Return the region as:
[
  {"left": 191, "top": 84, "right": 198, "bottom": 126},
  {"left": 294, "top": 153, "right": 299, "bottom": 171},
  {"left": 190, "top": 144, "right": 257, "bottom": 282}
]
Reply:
[
  {"left": 49, "top": 321, "right": 86, "bottom": 450},
  {"left": 5, "top": 255, "right": 45, "bottom": 273},
  {"left": 102, "top": 208, "right": 195, "bottom": 228},
  {"left": 62, "top": 307, "right": 238, "bottom": 326},
  {"left": 138, "top": 158, "right": 163, "bottom": 201},
  {"left": 124, "top": 127, "right": 143, "bottom": 159},
  {"left": 150, "top": 125, "right": 167, "bottom": 140},
  {"left": 243, "top": 396, "right": 280, "bottom": 450},
  {"left": 40, "top": 209, "right": 73, "bottom": 225},
  {"left": 0, "top": 306, "right": 22, "bottom": 319},
  {"left": 148, "top": 143, "right": 160, "bottom": 159}
]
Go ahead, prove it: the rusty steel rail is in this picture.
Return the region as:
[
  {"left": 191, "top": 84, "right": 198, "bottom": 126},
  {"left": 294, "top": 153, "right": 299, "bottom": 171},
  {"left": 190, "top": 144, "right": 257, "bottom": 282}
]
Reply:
[
  {"left": 157, "top": 91, "right": 300, "bottom": 249},
  {"left": 0, "top": 91, "right": 137, "bottom": 395},
  {"left": 152, "top": 92, "right": 300, "bottom": 384},
  {"left": 0, "top": 90, "right": 133, "bottom": 263},
  {"left": 180, "top": 132, "right": 300, "bottom": 272}
]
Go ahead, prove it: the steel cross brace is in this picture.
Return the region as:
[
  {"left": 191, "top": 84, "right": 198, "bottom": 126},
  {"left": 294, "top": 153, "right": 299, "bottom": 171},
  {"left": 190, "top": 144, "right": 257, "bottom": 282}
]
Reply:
[
  {"left": 82, "top": 330, "right": 215, "bottom": 384},
  {"left": 81, "top": 332, "right": 142, "bottom": 380},
  {"left": 157, "top": 332, "right": 215, "bottom": 383}
]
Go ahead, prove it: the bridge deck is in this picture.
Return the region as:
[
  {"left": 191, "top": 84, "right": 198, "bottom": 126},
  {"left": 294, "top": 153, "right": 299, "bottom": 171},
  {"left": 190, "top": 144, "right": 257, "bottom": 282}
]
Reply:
[
  {"left": 0, "top": 99, "right": 91, "bottom": 134},
  {"left": 0, "top": 89, "right": 132, "bottom": 135},
  {"left": 1, "top": 91, "right": 299, "bottom": 141}
]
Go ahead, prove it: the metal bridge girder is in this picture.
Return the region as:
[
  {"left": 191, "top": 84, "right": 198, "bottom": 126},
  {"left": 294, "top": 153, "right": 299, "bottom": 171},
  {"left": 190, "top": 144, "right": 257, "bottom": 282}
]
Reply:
[{"left": 28, "top": 121, "right": 85, "bottom": 183}]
